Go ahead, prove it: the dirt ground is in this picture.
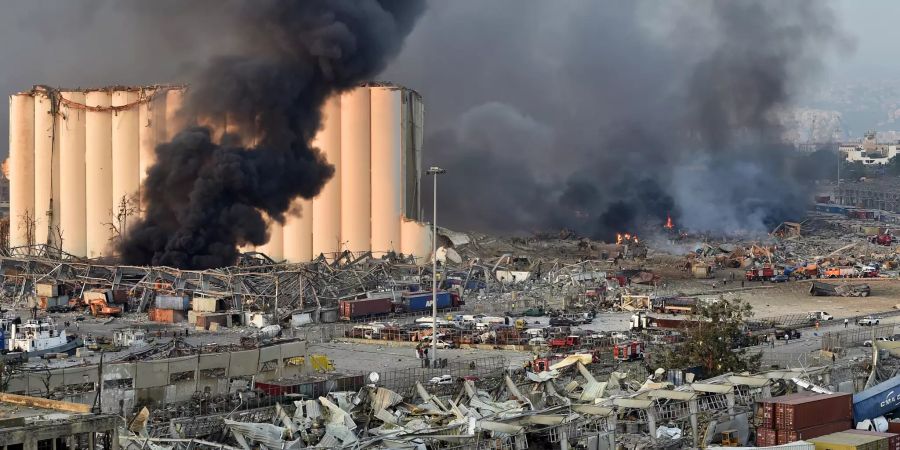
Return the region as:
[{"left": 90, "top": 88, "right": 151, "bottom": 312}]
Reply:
[{"left": 628, "top": 253, "right": 900, "bottom": 318}]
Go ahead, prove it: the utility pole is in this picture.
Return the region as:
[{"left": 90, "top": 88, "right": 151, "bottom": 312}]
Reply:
[{"left": 427, "top": 166, "right": 446, "bottom": 365}]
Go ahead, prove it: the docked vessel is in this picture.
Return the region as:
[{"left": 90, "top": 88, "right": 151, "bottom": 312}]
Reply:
[{"left": 4, "top": 318, "right": 82, "bottom": 358}]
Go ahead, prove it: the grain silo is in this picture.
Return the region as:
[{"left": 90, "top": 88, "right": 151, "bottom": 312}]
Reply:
[{"left": 9, "top": 82, "right": 432, "bottom": 264}]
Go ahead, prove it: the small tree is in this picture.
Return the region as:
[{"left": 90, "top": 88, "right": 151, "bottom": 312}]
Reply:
[
  {"left": 104, "top": 194, "right": 139, "bottom": 247},
  {"left": 656, "top": 298, "right": 761, "bottom": 377},
  {"left": 17, "top": 210, "right": 37, "bottom": 255}
]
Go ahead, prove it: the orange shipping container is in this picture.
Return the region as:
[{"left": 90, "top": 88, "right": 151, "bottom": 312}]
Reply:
[{"left": 148, "top": 308, "right": 186, "bottom": 323}]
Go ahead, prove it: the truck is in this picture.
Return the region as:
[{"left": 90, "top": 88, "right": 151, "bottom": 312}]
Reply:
[
  {"left": 549, "top": 335, "right": 580, "bottom": 348},
  {"left": 613, "top": 341, "right": 645, "bottom": 361},
  {"left": 824, "top": 267, "right": 859, "bottom": 278},
  {"left": 398, "top": 291, "right": 452, "bottom": 313},
  {"left": 807, "top": 311, "right": 834, "bottom": 322},
  {"left": 339, "top": 297, "right": 394, "bottom": 320},
  {"left": 745, "top": 267, "right": 775, "bottom": 281},
  {"left": 870, "top": 234, "right": 894, "bottom": 246},
  {"left": 861, "top": 266, "right": 880, "bottom": 278}
]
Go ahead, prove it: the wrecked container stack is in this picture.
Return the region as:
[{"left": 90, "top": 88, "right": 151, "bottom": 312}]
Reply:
[
  {"left": 777, "top": 393, "right": 853, "bottom": 430},
  {"left": 757, "top": 393, "right": 852, "bottom": 445}
]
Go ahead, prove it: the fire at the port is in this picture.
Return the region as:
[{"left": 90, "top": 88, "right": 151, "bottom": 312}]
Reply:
[
  {"left": 664, "top": 214, "right": 674, "bottom": 229},
  {"left": 616, "top": 233, "right": 639, "bottom": 245}
]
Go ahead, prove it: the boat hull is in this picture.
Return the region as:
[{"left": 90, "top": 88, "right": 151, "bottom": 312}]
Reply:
[{"left": 3, "top": 337, "right": 83, "bottom": 361}]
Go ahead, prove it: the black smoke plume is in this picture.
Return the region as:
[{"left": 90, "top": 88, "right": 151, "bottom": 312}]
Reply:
[
  {"left": 119, "top": 0, "right": 425, "bottom": 269},
  {"left": 381, "top": 1, "right": 847, "bottom": 241}
]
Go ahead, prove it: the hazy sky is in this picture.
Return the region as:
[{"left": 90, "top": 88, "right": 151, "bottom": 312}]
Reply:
[{"left": 0, "top": 0, "right": 899, "bottom": 158}]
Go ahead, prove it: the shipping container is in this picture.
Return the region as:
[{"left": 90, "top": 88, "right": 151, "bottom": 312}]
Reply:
[
  {"left": 155, "top": 295, "right": 190, "bottom": 311},
  {"left": 339, "top": 297, "right": 394, "bottom": 320},
  {"left": 757, "top": 427, "right": 777, "bottom": 446},
  {"left": 777, "top": 393, "right": 853, "bottom": 430},
  {"left": 196, "top": 313, "right": 230, "bottom": 330},
  {"left": 778, "top": 421, "right": 852, "bottom": 443},
  {"left": 35, "top": 283, "right": 58, "bottom": 297},
  {"left": 111, "top": 289, "right": 130, "bottom": 304},
  {"left": 854, "top": 377, "right": 900, "bottom": 423},
  {"left": 759, "top": 392, "right": 817, "bottom": 429},
  {"left": 810, "top": 431, "right": 887, "bottom": 450},
  {"left": 319, "top": 307, "right": 339, "bottom": 323},
  {"left": 399, "top": 291, "right": 451, "bottom": 313},
  {"left": 846, "top": 430, "right": 900, "bottom": 450},
  {"left": 148, "top": 308, "right": 187, "bottom": 323},
  {"left": 192, "top": 297, "right": 219, "bottom": 312},
  {"left": 38, "top": 295, "right": 69, "bottom": 310}
]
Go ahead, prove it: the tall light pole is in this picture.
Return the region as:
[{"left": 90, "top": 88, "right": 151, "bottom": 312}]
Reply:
[{"left": 427, "top": 166, "right": 446, "bottom": 365}]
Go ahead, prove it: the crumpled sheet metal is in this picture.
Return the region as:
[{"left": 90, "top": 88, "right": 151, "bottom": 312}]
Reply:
[
  {"left": 526, "top": 369, "right": 560, "bottom": 383},
  {"left": 549, "top": 353, "right": 593, "bottom": 371},
  {"left": 575, "top": 361, "right": 608, "bottom": 401},
  {"left": 224, "top": 420, "right": 305, "bottom": 450},
  {"left": 373, "top": 386, "right": 404, "bottom": 412}
]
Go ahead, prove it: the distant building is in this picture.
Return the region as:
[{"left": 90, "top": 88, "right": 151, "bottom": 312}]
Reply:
[{"left": 840, "top": 130, "right": 900, "bottom": 165}]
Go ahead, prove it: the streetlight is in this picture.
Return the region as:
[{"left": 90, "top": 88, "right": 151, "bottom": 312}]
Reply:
[{"left": 427, "top": 166, "right": 446, "bottom": 366}]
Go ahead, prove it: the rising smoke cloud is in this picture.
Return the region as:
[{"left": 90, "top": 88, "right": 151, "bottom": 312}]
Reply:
[
  {"left": 381, "top": 0, "right": 846, "bottom": 241},
  {"left": 117, "top": 0, "right": 425, "bottom": 268}
]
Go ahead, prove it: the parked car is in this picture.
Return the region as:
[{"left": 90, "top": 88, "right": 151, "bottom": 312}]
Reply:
[
  {"left": 864, "top": 336, "right": 893, "bottom": 347},
  {"left": 549, "top": 317, "right": 575, "bottom": 326},
  {"left": 428, "top": 375, "right": 455, "bottom": 385},
  {"left": 858, "top": 316, "right": 881, "bottom": 326},
  {"left": 610, "top": 331, "right": 629, "bottom": 341},
  {"left": 770, "top": 275, "right": 790, "bottom": 283}
]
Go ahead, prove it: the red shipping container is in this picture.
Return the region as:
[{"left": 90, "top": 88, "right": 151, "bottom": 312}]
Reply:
[
  {"left": 339, "top": 297, "right": 394, "bottom": 320},
  {"left": 759, "top": 391, "right": 814, "bottom": 428},
  {"left": 778, "top": 421, "right": 852, "bottom": 443},
  {"left": 846, "top": 430, "right": 900, "bottom": 450},
  {"left": 756, "top": 402, "right": 775, "bottom": 428},
  {"left": 777, "top": 393, "right": 852, "bottom": 430},
  {"left": 757, "top": 427, "right": 777, "bottom": 446},
  {"left": 890, "top": 422, "right": 900, "bottom": 435}
]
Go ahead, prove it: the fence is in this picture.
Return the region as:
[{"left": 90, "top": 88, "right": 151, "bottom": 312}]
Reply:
[
  {"left": 822, "top": 324, "right": 896, "bottom": 352},
  {"left": 374, "top": 355, "right": 509, "bottom": 398}
]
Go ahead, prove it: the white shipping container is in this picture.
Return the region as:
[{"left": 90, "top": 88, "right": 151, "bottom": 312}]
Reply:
[
  {"left": 192, "top": 297, "right": 219, "bottom": 312},
  {"left": 36, "top": 283, "right": 58, "bottom": 297}
]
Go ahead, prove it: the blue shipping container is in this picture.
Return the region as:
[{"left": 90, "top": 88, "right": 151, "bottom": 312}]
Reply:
[
  {"left": 0, "top": 330, "right": 4, "bottom": 350},
  {"left": 852, "top": 376, "right": 900, "bottom": 422},
  {"left": 403, "top": 291, "right": 451, "bottom": 312}
]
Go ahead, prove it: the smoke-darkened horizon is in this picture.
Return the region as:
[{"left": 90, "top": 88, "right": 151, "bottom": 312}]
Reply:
[{"left": 382, "top": 1, "right": 850, "bottom": 241}]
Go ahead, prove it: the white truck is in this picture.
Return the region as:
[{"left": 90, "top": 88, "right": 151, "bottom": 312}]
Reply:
[{"left": 807, "top": 311, "right": 834, "bottom": 321}]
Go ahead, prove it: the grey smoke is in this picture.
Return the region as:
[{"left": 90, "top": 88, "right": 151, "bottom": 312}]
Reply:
[{"left": 382, "top": 0, "right": 848, "bottom": 240}]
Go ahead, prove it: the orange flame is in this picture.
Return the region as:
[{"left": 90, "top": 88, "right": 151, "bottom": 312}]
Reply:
[{"left": 664, "top": 214, "right": 674, "bottom": 229}]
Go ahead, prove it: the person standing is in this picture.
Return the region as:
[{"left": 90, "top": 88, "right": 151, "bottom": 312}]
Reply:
[{"left": 844, "top": 318, "right": 849, "bottom": 328}]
